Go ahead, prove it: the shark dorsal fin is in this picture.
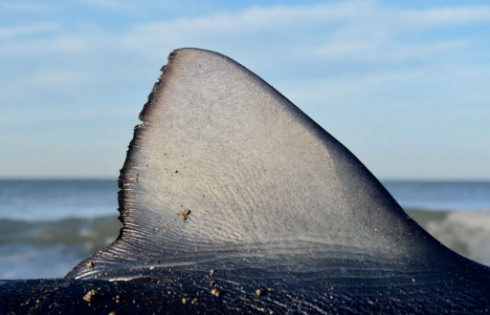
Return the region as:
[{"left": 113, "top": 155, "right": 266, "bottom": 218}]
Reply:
[{"left": 66, "top": 48, "right": 449, "bottom": 280}]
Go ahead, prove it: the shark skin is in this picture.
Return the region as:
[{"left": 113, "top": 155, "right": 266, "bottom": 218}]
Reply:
[{"left": 1, "top": 48, "right": 489, "bottom": 314}]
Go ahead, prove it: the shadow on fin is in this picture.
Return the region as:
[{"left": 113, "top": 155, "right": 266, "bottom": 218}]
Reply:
[{"left": 65, "top": 49, "right": 489, "bottom": 288}]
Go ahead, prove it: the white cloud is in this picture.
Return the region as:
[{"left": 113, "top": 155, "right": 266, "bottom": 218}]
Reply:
[
  {"left": 119, "top": 1, "right": 490, "bottom": 65},
  {"left": 3, "top": 1, "right": 490, "bottom": 64},
  {"left": 0, "top": 35, "right": 96, "bottom": 55},
  {"left": 73, "top": 0, "right": 193, "bottom": 15},
  {"left": 311, "top": 40, "right": 467, "bottom": 64},
  {"left": 122, "top": 1, "right": 377, "bottom": 44},
  {"left": 125, "top": 1, "right": 490, "bottom": 39},
  {"left": 0, "top": 2, "right": 59, "bottom": 12},
  {"left": 0, "top": 23, "right": 60, "bottom": 40},
  {"left": 402, "top": 6, "right": 490, "bottom": 28},
  {"left": 74, "top": 0, "right": 142, "bottom": 13},
  {"left": 0, "top": 68, "right": 93, "bottom": 104}
]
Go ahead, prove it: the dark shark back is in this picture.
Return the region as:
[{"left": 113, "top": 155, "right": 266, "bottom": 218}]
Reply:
[{"left": 1, "top": 49, "right": 488, "bottom": 314}]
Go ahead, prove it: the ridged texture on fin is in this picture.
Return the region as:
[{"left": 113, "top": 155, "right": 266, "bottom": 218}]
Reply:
[{"left": 66, "top": 49, "right": 454, "bottom": 280}]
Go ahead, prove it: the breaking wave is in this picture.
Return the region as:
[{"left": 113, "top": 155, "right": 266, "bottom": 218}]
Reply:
[{"left": 406, "top": 209, "right": 490, "bottom": 266}]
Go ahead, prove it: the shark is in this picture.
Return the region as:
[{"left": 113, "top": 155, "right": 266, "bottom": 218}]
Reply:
[{"left": 1, "top": 48, "right": 489, "bottom": 314}]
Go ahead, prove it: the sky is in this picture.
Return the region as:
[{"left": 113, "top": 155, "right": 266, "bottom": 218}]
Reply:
[{"left": 0, "top": 0, "right": 489, "bottom": 180}]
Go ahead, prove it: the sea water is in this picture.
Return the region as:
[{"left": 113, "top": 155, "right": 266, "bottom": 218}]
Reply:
[
  {"left": 0, "top": 180, "right": 489, "bottom": 279},
  {"left": 0, "top": 180, "right": 121, "bottom": 279}
]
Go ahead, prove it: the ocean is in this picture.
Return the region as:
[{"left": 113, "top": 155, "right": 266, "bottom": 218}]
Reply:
[{"left": 0, "top": 180, "right": 489, "bottom": 279}]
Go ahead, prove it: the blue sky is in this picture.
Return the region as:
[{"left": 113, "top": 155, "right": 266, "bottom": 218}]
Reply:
[{"left": 1, "top": 0, "right": 489, "bottom": 179}]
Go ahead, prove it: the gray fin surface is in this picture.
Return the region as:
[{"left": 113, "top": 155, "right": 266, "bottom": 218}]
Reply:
[{"left": 66, "top": 48, "right": 466, "bottom": 280}]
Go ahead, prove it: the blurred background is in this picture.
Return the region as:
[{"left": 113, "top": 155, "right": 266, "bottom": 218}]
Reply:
[{"left": 0, "top": 0, "right": 489, "bottom": 278}]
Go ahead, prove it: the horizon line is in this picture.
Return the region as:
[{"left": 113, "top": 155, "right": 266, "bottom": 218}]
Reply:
[{"left": 0, "top": 177, "right": 489, "bottom": 182}]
